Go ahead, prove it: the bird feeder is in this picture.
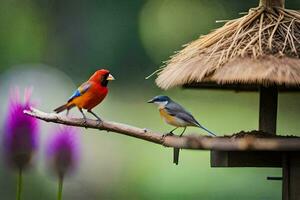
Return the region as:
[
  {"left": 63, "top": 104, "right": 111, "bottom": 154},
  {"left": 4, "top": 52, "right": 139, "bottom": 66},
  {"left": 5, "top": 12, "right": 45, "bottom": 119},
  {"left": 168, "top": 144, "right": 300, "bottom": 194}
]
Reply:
[{"left": 155, "top": 0, "right": 300, "bottom": 199}]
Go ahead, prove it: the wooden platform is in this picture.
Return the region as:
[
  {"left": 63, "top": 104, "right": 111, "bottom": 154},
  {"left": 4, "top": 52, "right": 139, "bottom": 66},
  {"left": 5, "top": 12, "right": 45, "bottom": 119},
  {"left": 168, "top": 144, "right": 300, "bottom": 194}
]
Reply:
[
  {"left": 172, "top": 131, "right": 300, "bottom": 151},
  {"left": 202, "top": 132, "right": 300, "bottom": 200}
]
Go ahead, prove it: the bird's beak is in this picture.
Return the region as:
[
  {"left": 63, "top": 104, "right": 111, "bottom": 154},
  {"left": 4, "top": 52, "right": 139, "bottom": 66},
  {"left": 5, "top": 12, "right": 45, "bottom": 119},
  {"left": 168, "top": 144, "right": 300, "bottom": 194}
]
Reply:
[
  {"left": 107, "top": 74, "right": 115, "bottom": 81},
  {"left": 147, "top": 98, "right": 154, "bottom": 103}
]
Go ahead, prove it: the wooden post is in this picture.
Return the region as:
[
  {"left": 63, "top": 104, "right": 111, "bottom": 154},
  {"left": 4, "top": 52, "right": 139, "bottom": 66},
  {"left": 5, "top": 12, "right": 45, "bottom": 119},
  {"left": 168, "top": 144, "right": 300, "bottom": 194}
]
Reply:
[
  {"left": 259, "top": 86, "right": 278, "bottom": 134},
  {"left": 282, "top": 154, "right": 290, "bottom": 200},
  {"left": 282, "top": 153, "right": 300, "bottom": 200},
  {"left": 259, "top": 0, "right": 285, "bottom": 8}
]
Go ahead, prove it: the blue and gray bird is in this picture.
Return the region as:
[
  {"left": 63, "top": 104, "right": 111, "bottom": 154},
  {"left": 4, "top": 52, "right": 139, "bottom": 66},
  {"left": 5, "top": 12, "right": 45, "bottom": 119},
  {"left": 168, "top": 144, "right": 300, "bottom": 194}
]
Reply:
[{"left": 148, "top": 95, "right": 216, "bottom": 165}]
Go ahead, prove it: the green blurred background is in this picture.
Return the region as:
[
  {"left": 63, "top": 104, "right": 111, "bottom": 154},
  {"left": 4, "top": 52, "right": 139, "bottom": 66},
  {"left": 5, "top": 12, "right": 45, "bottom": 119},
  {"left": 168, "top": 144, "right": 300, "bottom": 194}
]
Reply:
[{"left": 0, "top": 0, "right": 300, "bottom": 199}]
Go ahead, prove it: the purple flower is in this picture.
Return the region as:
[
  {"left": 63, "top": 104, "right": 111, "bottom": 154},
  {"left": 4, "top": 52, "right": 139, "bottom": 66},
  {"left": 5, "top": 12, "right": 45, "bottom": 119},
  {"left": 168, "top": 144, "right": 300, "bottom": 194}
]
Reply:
[
  {"left": 46, "top": 127, "right": 80, "bottom": 179},
  {"left": 3, "top": 88, "right": 39, "bottom": 169}
]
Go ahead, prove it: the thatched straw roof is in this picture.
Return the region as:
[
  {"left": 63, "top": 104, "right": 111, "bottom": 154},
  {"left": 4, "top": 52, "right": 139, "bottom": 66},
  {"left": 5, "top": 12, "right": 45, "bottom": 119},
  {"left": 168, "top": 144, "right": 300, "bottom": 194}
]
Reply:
[{"left": 155, "top": 4, "right": 300, "bottom": 90}]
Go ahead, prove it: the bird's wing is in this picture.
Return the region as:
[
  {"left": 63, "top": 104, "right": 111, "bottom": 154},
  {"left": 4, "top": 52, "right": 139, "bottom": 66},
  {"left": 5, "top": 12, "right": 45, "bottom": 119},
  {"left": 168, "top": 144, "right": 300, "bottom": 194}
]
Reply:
[
  {"left": 68, "top": 82, "right": 91, "bottom": 102},
  {"left": 174, "top": 112, "right": 200, "bottom": 127},
  {"left": 165, "top": 102, "right": 200, "bottom": 126}
]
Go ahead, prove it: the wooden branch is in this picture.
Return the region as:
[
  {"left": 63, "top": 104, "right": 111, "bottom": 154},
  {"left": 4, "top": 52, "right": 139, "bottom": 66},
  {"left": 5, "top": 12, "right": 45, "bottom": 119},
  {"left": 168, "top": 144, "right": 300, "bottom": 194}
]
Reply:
[{"left": 24, "top": 108, "right": 300, "bottom": 151}]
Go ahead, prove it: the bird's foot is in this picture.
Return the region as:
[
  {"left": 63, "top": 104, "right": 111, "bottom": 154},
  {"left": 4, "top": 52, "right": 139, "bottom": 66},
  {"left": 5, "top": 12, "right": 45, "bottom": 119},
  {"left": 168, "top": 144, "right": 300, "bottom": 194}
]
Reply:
[
  {"left": 96, "top": 119, "right": 103, "bottom": 126},
  {"left": 163, "top": 132, "right": 174, "bottom": 137},
  {"left": 82, "top": 118, "right": 88, "bottom": 129}
]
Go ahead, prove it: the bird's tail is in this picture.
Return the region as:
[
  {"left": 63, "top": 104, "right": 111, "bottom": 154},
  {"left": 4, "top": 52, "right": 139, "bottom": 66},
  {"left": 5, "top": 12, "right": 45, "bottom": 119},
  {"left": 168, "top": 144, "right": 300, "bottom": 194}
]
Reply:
[
  {"left": 198, "top": 124, "right": 216, "bottom": 137},
  {"left": 173, "top": 148, "right": 180, "bottom": 165},
  {"left": 54, "top": 103, "right": 69, "bottom": 113}
]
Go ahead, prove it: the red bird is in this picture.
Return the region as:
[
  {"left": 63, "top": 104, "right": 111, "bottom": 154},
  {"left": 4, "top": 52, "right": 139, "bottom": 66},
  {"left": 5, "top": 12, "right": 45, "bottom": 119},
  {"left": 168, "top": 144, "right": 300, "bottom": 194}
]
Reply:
[{"left": 54, "top": 69, "right": 115, "bottom": 123}]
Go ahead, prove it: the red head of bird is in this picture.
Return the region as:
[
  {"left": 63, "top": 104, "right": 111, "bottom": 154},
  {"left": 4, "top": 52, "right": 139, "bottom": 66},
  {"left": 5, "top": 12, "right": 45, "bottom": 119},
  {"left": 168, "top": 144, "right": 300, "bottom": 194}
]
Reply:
[{"left": 89, "top": 69, "right": 115, "bottom": 87}]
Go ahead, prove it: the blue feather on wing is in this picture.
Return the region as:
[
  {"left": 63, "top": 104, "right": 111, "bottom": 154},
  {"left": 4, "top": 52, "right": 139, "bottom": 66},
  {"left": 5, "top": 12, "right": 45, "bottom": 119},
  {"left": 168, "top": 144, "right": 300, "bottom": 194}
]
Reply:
[{"left": 67, "top": 82, "right": 91, "bottom": 102}]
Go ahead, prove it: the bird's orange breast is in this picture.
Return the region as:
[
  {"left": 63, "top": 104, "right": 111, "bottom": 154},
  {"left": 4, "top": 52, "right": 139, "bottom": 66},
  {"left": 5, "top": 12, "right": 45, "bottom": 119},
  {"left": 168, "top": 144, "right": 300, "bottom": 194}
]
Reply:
[
  {"left": 70, "top": 83, "right": 108, "bottom": 110},
  {"left": 159, "top": 108, "right": 181, "bottom": 127}
]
